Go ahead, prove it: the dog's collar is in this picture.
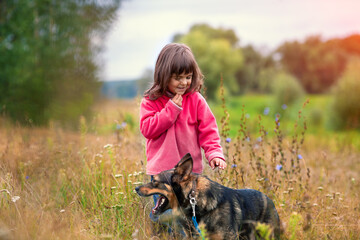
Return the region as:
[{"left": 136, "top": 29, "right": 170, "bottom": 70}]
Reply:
[
  {"left": 189, "top": 177, "right": 198, "bottom": 218},
  {"left": 189, "top": 176, "right": 198, "bottom": 199}
]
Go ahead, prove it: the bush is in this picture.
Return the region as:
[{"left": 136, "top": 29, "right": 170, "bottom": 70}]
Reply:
[
  {"left": 272, "top": 71, "right": 305, "bottom": 111},
  {"left": 330, "top": 57, "right": 360, "bottom": 129}
]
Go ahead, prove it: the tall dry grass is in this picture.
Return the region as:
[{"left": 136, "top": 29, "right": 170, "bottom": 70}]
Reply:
[{"left": 0, "top": 97, "right": 359, "bottom": 239}]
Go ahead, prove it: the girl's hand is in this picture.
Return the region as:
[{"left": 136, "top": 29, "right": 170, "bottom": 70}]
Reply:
[
  {"left": 172, "top": 94, "right": 183, "bottom": 107},
  {"left": 210, "top": 158, "right": 227, "bottom": 170}
]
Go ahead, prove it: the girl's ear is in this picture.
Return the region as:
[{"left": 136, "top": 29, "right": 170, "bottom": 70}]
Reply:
[{"left": 174, "top": 153, "right": 193, "bottom": 180}]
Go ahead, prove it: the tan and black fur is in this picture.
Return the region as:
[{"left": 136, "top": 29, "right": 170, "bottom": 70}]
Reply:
[{"left": 135, "top": 153, "right": 281, "bottom": 240}]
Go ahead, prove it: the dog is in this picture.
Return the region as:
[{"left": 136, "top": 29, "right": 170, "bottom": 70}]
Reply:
[{"left": 135, "top": 153, "right": 281, "bottom": 239}]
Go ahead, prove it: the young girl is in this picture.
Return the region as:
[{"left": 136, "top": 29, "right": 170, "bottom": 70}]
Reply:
[
  {"left": 139, "top": 43, "right": 226, "bottom": 229},
  {"left": 140, "top": 43, "right": 226, "bottom": 176}
]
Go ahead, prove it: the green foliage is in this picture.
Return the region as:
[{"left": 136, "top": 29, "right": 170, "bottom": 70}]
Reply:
[
  {"left": 0, "top": 0, "right": 121, "bottom": 127},
  {"left": 288, "top": 212, "right": 303, "bottom": 240},
  {"left": 236, "top": 45, "right": 276, "bottom": 94},
  {"left": 330, "top": 57, "right": 360, "bottom": 130},
  {"left": 272, "top": 72, "right": 305, "bottom": 111},
  {"left": 174, "top": 24, "right": 243, "bottom": 100},
  {"left": 255, "top": 223, "right": 273, "bottom": 240}
]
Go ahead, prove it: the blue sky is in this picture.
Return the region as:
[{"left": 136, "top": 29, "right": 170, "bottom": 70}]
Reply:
[{"left": 102, "top": 0, "right": 360, "bottom": 81}]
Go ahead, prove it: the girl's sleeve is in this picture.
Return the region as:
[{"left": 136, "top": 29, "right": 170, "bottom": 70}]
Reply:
[
  {"left": 197, "top": 95, "right": 225, "bottom": 163},
  {"left": 140, "top": 98, "right": 182, "bottom": 139}
]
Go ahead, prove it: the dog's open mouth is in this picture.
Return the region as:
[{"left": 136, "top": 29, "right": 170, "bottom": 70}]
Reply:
[{"left": 152, "top": 195, "right": 169, "bottom": 215}]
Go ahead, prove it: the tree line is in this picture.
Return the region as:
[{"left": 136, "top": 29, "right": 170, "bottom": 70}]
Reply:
[
  {"left": 0, "top": 0, "right": 121, "bottom": 127},
  {"left": 141, "top": 24, "right": 360, "bottom": 101}
]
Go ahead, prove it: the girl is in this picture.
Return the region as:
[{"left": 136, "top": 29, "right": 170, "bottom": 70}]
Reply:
[
  {"left": 139, "top": 43, "right": 226, "bottom": 227},
  {"left": 140, "top": 43, "right": 226, "bottom": 175}
]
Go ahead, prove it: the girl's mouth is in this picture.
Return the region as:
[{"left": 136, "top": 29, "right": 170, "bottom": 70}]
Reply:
[{"left": 177, "top": 87, "right": 187, "bottom": 92}]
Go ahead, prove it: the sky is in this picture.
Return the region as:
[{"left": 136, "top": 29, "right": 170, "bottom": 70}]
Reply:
[{"left": 102, "top": 0, "right": 360, "bottom": 81}]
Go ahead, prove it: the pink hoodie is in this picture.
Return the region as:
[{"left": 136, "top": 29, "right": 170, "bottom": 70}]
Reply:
[{"left": 140, "top": 92, "right": 225, "bottom": 175}]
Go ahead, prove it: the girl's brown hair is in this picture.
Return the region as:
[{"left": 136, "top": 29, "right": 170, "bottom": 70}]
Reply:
[{"left": 144, "top": 43, "right": 203, "bottom": 100}]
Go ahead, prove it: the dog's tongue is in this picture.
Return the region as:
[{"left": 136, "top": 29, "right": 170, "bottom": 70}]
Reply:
[{"left": 152, "top": 196, "right": 165, "bottom": 214}]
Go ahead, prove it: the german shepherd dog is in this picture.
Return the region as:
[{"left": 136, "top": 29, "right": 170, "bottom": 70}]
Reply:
[{"left": 135, "top": 153, "right": 281, "bottom": 239}]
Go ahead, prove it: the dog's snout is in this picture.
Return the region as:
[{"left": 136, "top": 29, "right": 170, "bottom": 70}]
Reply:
[{"left": 135, "top": 186, "right": 140, "bottom": 192}]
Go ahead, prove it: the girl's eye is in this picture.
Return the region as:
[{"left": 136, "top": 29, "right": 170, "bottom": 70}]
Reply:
[{"left": 186, "top": 76, "right": 192, "bottom": 79}]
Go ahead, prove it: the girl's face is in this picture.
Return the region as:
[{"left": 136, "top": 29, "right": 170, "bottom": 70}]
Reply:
[{"left": 167, "top": 72, "right": 192, "bottom": 95}]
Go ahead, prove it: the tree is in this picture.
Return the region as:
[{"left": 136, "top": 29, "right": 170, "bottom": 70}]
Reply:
[
  {"left": 0, "top": 0, "right": 121, "bottom": 126},
  {"left": 174, "top": 24, "right": 243, "bottom": 100},
  {"left": 235, "top": 45, "right": 276, "bottom": 93},
  {"left": 277, "top": 36, "right": 347, "bottom": 93},
  {"left": 331, "top": 57, "right": 360, "bottom": 129}
]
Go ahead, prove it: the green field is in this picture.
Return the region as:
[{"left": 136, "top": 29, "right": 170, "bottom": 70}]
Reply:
[{"left": 0, "top": 96, "right": 359, "bottom": 239}]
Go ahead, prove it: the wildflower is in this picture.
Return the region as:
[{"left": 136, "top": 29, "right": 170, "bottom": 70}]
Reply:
[
  {"left": 114, "top": 174, "right": 123, "bottom": 178},
  {"left": 60, "top": 209, "right": 66, "bottom": 213},
  {"left": 104, "top": 144, "right": 113, "bottom": 149},
  {"left": 116, "top": 122, "right": 127, "bottom": 130},
  {"left": 297, "top": 154, "right": 303, "bottom": 160},
  {"left": 282, "top": 104, "right": 287, "bottom": 110},
  {"left": 245, "top": 137, "right": 250, "bottom": 142},
  {"left": 263, "top": 107, "right": 270, "bottom": 115},
  {"left": 26, "top": 176, "right": 29, "bottom": 180},
  {"left": 257, "top": 137, "right": 262, "bottom": 142},
  {"left": 231, "top": 164, "right": 237, "bottom": 168},
  {"left": 11, "top": 196, "right": 20, "bottom": 203},
  {"left": 276, "top": 164, "right": 283, "bottom": 171},
  {"left": 226, "top": 138, "right": 231, "bottom": 143},
  {"left": 245, "top": 113, "right": 250, "bottom": 119},
  {"left": 318, "top": 187, "right": 323, "bottom": 191}
]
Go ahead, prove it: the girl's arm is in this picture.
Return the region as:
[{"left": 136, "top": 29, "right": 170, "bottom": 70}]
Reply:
[
  {"left": 140, "top": 98, "right": 182, "bottom": 139},
  {"left": 197, "top": 94, "right": 225, "bottom": 163}
]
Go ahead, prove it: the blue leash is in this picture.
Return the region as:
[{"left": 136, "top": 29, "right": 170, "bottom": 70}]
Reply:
[
  {"left": 190, "top": 192, "right": 205, "bottom": 240},
  {"left": 192, "top": 216, "right": 204, "bottom": 237}
]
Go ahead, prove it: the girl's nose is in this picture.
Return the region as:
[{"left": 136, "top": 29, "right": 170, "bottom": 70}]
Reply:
[{"left": 180, "top": 78, "right": 187, "bottom": 84}]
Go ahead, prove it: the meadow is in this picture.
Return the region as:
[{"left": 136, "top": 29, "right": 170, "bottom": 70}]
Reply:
[{"left": 0, "top": 95, "right": 359, "bottom": 240}]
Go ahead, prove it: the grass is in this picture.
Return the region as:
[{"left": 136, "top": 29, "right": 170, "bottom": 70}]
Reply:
[{"left": 0, "top": 95, "right": 359, "bottom": 239}]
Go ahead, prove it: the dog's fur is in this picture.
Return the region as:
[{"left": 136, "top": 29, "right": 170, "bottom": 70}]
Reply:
[{"left": 135, "top": 153, "right": 280, "bottom": 239}]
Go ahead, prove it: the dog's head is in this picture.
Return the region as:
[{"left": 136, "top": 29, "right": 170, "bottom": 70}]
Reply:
[{"left": 135, "top": 153, "right": 195, "bottom": 216}]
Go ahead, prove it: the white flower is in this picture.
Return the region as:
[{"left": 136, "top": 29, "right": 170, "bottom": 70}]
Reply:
[
  {"left": 103, "top": 144, "right": 113, "bottom": 149},
  {"left": 11, "top": 196, "right": 20, "bottom": 203}
]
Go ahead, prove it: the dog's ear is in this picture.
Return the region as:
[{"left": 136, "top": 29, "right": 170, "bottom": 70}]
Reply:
[{"left": 174, "top": 153, "right": 193, "bottom": 180}]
